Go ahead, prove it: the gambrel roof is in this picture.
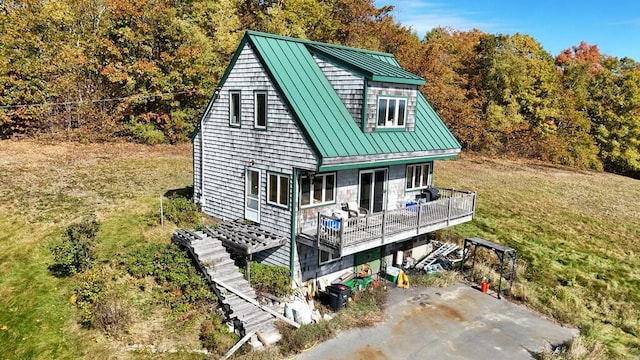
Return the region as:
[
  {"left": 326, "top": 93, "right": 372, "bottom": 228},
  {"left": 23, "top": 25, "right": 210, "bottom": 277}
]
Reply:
[{"left": 212, "top": 31, "right": 461, "bottom": 172}]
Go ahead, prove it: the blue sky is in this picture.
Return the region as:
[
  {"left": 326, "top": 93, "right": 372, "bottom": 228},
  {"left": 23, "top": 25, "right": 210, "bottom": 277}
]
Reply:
[{"left": 375, "top": 0, "right": 640, "bottom": 61}]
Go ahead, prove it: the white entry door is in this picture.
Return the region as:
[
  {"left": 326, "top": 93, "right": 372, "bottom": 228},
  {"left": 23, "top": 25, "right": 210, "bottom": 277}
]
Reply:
[{"left": 245, "top": 168, "right": 260, "bottom": 223}]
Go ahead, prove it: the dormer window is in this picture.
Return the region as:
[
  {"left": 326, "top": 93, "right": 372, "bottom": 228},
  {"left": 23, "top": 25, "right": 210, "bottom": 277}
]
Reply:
[{"left": 377, "top": 97, "right": 407, "bottom": 128}]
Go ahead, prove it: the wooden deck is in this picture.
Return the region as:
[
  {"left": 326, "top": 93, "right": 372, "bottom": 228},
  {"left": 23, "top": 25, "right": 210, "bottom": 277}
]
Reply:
[{"left": 303, "top": 189, "right": 476, "bottom": 257}]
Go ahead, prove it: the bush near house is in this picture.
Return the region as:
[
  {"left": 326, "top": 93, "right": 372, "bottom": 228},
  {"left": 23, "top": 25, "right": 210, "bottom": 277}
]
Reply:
[
  {"left": 163, "top": 194, "right": 203, "bottom": 228},
  {"left": 243, "top": 262, "right": 293, "bottom": 298}
]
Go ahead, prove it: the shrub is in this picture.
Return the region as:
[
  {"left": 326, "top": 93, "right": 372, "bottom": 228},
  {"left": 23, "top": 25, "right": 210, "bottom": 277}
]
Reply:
[
  {"left": 91, "top": 293, "right": 131, "bottom": 337},
  {"left": 73, "top": 267, "right": 108, "bottom": 326},
  {"left": 127, "top": 119, "right": 167, "bottom": 144},
  {"left": 410, "top": 270, "right": 463, "bottom": 288},
  {"left": 244, "top": 262, "right": 292, "bottom": 297},
  {"left": 163, "top": 195, "right": 202, "bottom": 227},
  {"left": 49, "top": 217, "right": 100, "bottom": 277},
  {"left": 199, "top": 314, "right": 239, "bottom": 357},
  {"left": 73, "top": 267, "right": 131, "bottom": 336},
  {"left": 121, "top": 243, "right": 214, "bottom": 313},
  {"left": 277, "top": 320, "right": 335, "bottom": 355}
]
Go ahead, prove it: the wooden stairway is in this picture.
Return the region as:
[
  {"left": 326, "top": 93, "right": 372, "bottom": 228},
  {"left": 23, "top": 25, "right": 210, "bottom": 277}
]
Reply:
[{"left": 172, "top": 229, "right": 284, "bottom": 347}]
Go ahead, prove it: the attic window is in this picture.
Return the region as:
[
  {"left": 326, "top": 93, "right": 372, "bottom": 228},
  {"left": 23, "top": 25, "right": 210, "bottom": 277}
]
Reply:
[
  {"left": 229, "top": 91, "right": 240, "bottom": 127},
  {"left": 377, "top": 97, "right": 407, "bottom": 128},
  {"left": 254, "top": 91, "right": 267, "bottom": 129}
]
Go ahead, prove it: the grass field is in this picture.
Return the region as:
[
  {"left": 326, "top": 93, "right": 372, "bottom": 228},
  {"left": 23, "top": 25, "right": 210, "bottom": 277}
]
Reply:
[
  {"left": 435, "top": 155, "right": 640, "bottom": 358},
  {"left": 0, "top": 142, "right": 638, "bottom": 359}
]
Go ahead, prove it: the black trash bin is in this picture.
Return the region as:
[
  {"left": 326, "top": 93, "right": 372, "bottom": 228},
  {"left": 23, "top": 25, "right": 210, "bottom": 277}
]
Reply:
[{"left": 326, "top": 284, "right": 350, "bottom": 311}]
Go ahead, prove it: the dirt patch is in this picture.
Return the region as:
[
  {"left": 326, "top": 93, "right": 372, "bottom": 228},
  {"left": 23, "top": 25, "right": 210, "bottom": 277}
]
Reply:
[{"left": 356, "top": 345, "right": 389, "bottom": 360}]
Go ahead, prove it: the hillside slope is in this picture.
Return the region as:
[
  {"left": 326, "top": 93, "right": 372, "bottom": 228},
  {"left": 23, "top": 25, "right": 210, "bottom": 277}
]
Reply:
[
  {"left": 0, "top": 142, "right": 638, "bottom": 358},
  {"left": 435, "top": 155, "right": 640, "bottom": 358}
]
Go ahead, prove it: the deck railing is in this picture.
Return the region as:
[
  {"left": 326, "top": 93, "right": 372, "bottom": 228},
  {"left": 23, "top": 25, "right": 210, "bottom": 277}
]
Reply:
[{"left": 316, "top": 188, "right": 476, "bottom": 253}]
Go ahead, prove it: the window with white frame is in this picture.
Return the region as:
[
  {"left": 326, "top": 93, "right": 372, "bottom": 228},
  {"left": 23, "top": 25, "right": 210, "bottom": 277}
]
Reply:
[
  {"left": 406, "top": 163, "right": 431, "bottom": 190},
  {"left": 267, "top": 173, "right": 289, "bottom": 207},
  {"left": 254, "top": 91, "right": 267, "bottom": 129},
  {"left": 300, "top": 173, "right": 335, "bottom": 207},
  {"left": 229, "top": 91, "right": 241, "bottom": 126},
  {"left": 377, "top": 97, "right": 407, "bottom": 127}
]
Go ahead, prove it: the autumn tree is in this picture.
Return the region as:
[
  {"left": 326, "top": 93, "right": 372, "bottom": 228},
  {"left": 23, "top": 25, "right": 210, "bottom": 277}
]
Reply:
[
  {"left": 94, "top": 0, "right": 217, "bottom": 143},
  {"left": 587, "top": 56, "right": 640, "bottom": 176},
  {"left": 418, "top": 28, "right": 485, "bottom": 151}
]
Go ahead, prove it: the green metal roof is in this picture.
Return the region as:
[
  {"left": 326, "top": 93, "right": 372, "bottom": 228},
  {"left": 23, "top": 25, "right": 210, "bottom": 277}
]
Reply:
[
  {"left": 308, "top": 44, "right": 425, "bottom": 85},
  {"left": 218, "top": 31, "right": 461, "bottom": 170}
]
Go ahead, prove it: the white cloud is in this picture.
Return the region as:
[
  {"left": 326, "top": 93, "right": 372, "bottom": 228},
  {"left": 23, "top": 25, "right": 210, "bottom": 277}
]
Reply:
[{"left": 381, "top": 1, "right": 505, "bottom": 37}]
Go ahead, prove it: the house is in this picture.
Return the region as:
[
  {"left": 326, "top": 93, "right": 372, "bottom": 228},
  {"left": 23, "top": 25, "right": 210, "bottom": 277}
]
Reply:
[{"left": 193, "top": 30, "right": 475, "bottom": 285}]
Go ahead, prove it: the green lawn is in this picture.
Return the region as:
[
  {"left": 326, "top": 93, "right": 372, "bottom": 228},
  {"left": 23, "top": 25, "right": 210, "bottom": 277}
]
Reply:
[
  {"left": 1, "top": 142, "right": 638, "bottom": 358},
  {"left": 435, "top": 155, "right": 640, "bottom": 358},
  {"left": 0, "top": 141, "right": 198, "bottom": 359}
]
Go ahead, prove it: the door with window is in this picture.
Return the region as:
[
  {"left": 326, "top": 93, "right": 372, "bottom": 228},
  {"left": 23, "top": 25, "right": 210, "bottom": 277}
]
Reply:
[
  {"left": 245, "top": 168, "right": 260, "bottom": 223},
  {"left": 359, "top": 169, "right": 386, "bottom": 213}
]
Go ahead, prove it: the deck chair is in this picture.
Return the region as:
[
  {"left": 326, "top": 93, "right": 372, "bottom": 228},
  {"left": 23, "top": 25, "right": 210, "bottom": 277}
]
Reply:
[{"left": 343, "top": 201, "right": 369, "bottom": 218}]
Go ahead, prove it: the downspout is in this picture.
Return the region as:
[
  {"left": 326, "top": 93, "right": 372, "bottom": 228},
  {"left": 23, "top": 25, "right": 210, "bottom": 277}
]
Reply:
[{"left": 289, "top": 168, "right": 298, "bottom": 281}]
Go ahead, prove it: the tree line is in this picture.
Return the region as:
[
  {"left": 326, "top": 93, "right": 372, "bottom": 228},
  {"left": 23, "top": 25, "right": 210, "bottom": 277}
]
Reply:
[{"left": 1, "top": 0, "right": 638, "bottom": 177}]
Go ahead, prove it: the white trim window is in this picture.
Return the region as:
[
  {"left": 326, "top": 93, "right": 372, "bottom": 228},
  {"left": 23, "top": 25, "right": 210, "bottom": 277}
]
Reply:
[
  {"left": 300, "top": 173, "right": 336, "bottom": 207},
  {"left": 377, "top": 97, "right": 407, "bottom": 127},
  {"left": 406, "top": 163, "right": 431, "bottom": 190},
  {"left": 229, "top": 90, "right": 241, "bottom": 126},
  {"left": 254, "top": 91, "right": 267, "bottom": 129},
  {"left": 267, "top": 173, "right": 289, "bottom": 208}
]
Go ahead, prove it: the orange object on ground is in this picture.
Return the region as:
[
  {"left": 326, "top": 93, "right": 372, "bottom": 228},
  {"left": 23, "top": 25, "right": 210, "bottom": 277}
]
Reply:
[{"left": 481, "top": 281, "right": 489, "bottom": 293}]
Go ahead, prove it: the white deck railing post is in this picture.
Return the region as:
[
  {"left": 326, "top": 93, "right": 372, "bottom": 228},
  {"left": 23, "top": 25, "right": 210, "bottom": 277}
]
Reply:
[
  {"left": 381, "top": 210, "right": 386, "bottom": 244},
  {"left": 417, "top": 203, "right": 422, "bottom": 234},
  {"left": 316, "top": 213, "right": 321, "bottom": 248},
  {"left": 339, "top": 217, "right": 345, "bottom": 253}
]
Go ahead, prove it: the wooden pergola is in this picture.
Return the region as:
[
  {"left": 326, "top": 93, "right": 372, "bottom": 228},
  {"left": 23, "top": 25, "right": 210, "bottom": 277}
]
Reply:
[{"left": 203, "top": 221, "right": 286, "bottom": 284}]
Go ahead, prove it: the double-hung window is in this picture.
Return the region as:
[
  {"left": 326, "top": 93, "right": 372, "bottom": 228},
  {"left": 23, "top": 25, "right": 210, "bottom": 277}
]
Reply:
[
  {"left": 377, "top": 97, "right": 407, "bottom": 128},
  {"left": 254, "top": 91, "right": 267, "bottom": 129},
  {"left": 300, "top": 173, "right": 335, "bottom": 207},
  {"left": 267, "top": 173, "right": 289, "bottom": 208},
  {"left": 406, "top": 163, "right": 431, "bottom": 190},
  {"left": 229, "top": 91, "right": 241, "bottom": 126}
]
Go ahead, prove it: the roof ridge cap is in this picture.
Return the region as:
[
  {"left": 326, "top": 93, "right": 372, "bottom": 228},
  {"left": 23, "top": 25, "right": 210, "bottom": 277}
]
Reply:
[{"left": 244, "top": 30, "right": 395, "bottom": 58}]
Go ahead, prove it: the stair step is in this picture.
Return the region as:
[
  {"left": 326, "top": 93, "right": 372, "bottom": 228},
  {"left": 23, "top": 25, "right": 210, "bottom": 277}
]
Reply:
[
  {"left": 196, "top": 246, "right": 229, "bottom": 260},
  {"left": 206, "top": 266, "right": 238, "bottom": 279},
  {"left": 216, "top": 271, "right": 245, "bottom": 284},
  {"left": 259, "top": 327, "right": 282, "bottom": 344},
  {"left": 244, "top": 318, "right": 277, "bottom": 335},
  {"left": 229, "top": 302, "right": 260, "bottom": 316},
  {"left": 237, "top": 309, "right": 273, "bottom": 324},
  {"left": 219, "top": 284, "right": 256, "bottom": 301}
]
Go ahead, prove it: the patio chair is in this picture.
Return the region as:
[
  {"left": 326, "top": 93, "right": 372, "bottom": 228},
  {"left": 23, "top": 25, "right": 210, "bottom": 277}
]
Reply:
[{"left": 342, "top": 202, "right": 369, "bottom": 218}]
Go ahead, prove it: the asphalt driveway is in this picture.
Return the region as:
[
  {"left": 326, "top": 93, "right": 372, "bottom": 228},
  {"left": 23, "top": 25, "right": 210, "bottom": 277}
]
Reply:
[{"left": 296, "top": 284, "right": 578, "bottom": 360}]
